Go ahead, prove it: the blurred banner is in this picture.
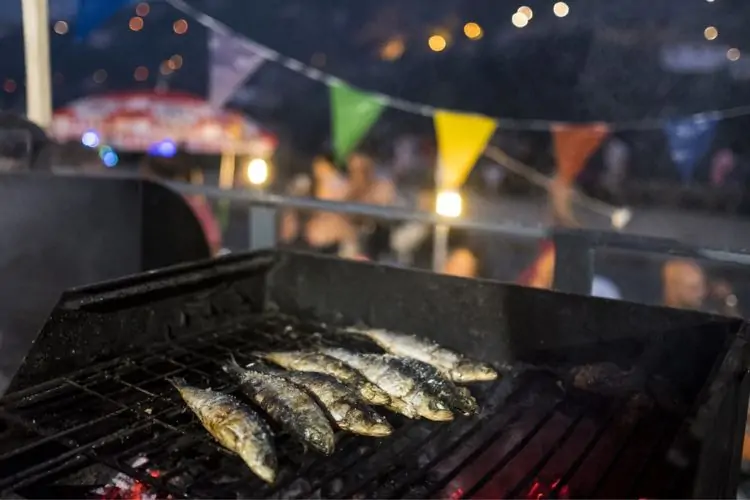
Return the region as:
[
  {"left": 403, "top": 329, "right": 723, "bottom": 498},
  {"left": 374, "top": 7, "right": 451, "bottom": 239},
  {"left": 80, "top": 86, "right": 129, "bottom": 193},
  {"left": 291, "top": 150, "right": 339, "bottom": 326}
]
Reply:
[
  {"left": 664, "top": 117, "right": 717, "bottom": 182},
  {"left": 76, "top": 0, "right": 134, "bottom": 40},
  {"left": 208, "top": 31, "right": 266, "bottom": 109},
  {"left": 329, "top": 82, "right": 385, "bottom": 164},
  {"left": 552, "top": 123, "right": 609, "bottom": 184},
  {"left": 433, "top": 111, "right": 497, "bottom": 190}
]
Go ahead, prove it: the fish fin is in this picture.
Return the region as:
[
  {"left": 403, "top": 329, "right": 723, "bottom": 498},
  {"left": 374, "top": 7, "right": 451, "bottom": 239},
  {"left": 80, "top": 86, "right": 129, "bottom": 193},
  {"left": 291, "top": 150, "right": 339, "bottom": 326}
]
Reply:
[
  {"left": 221, "top": 355, "right": 246, "bottom": 379},
  {"left": 167, "top": 377, "right": 188, "bottom": 389}
]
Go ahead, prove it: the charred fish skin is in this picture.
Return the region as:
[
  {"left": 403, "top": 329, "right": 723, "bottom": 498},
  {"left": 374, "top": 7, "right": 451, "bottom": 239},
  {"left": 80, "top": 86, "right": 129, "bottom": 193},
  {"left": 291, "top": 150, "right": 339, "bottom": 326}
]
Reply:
[
  {"left": 259, "top": 351, "right": 391, "bottom": 406},
  {"left": 321, "top": 348, "right": 454, "bottom": 422},
  {"left": 346, "top": 327, "right": 498, "bottom": 383},
  {"left": 396, "top": 357, "right": 479, "bottom": 416},
  {"left": 221, "top": 359, "right": 336, "bottom": 455},
  {"left": 169, "top": 378, "right": 277, "bottom": 484},
  {"left": 284, "top": 371, "right": 393, "bottom": 437}
]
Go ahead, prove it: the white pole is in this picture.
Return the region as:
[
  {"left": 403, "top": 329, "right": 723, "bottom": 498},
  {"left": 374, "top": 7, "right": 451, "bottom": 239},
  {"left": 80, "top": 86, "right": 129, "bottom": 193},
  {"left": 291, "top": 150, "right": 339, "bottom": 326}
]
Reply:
[{"left": 21, "top": 0, "right": 53, "bottom": 129}]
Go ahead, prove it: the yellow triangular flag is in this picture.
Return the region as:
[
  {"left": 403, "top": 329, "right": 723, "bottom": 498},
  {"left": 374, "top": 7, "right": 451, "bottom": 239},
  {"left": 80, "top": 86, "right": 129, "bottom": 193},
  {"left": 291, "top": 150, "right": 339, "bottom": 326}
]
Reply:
[{"left": 434, "top": 110, "right": 498, "bottom": 190}]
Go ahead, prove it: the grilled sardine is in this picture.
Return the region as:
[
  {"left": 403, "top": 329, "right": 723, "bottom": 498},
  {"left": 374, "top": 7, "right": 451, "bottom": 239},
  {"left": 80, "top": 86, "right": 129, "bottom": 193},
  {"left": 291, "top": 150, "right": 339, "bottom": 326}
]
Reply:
[
  {"left": 258, "top": 351, "right": 391, "bottom": 406},
  {"left": 345, "top": 327, "right": 497, "bottom": 383},
  {"left": 281, "top": 370, "right": 393, "bottom": 437},
  {"left": 222, "top": 357, "right": 335, "bottom": 455},
  {"left": 169, "top": 378, "right": 277, "bottom": 483},
  {"left": 397, "top": 357, "right": 479, "bottom": 416},
  {"left": 321, "top": 348, "right": 454, "bottom": 421}
]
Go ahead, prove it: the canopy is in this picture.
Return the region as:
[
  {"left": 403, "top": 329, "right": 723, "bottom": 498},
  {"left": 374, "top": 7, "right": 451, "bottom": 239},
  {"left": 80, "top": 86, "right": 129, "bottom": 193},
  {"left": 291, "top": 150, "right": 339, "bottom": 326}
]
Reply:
[{"left": 50, "top": 91, "right": 276, "bottom": 156}]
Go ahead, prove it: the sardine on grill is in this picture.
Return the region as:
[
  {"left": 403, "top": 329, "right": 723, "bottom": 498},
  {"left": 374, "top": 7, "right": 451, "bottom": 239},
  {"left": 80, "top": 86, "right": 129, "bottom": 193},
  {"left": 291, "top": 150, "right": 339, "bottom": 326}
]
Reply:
[
  {"left": 396, "top": 357, "right": 479, "bottom": 416},
  {"left": 258, "top": 350, "right": 391, "bottom": 406},
  {"left": 344, "top": 327, "right": 498, "bottom": 383},
  {"left": 321, "top": 348, "right": 455, "bottom": 421},
  {"left": 169, "top": 378, "right": 278, "bottom": 483},
  {"left": 222, "top": 357, "right": 336, "bottom": 455},
  {"left": 279, "top": 370, "right": 394, "bottom": 437}
]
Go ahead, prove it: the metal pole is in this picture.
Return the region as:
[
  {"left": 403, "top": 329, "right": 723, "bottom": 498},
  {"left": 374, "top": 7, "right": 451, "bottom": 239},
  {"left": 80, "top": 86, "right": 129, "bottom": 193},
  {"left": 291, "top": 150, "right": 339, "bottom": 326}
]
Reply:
[
  {"left": 21, "top": 0, "right": 53, "bottom": 129},
  {"left": 432, "top": 223, "right": 449, "bottom": 272}
]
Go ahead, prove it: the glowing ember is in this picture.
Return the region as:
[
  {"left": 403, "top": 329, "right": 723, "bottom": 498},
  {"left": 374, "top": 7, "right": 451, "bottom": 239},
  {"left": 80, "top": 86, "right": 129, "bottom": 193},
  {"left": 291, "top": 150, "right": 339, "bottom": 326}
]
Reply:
[{"left": 93, "top": 457, "right": 170, "bottom": 500}]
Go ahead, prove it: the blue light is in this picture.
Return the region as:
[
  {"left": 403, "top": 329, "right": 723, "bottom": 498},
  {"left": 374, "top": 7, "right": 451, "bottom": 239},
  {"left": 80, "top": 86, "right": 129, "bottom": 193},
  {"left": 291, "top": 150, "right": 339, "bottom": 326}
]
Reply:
[
  {"left": 102, "top": 151, "right": 119, "bottom": 167},
  {"left": 148, "top": 139, "right": 177, "bottom": 158},
  {"left": 98, "top": 145, "right": 113, "bottom": 159},
  {"left": 81, "top": 131, "right": 100, "bottom": 148}
]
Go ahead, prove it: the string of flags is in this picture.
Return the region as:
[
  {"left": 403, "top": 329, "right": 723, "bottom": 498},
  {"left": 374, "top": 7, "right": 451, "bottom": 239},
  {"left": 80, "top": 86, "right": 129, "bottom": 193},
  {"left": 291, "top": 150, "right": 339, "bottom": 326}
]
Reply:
[{"left": 81, "top": 0, "right": 737, "bottom": 187}]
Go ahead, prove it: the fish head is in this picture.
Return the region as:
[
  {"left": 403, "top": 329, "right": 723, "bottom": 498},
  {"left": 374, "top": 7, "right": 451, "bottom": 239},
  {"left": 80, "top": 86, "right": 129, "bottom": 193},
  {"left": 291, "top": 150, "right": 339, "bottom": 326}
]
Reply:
[
  {"left": 359, "top": 383, "right": 391, "bottom": 406},
  {"left": 452, "top": 361, "right": 498, "bottom": 383},
  {"left": 238, "top": 441, "right": 277, "bottom": 484},
  {"left": 419, "top": 398, "right": 455, "bottom": 422},
  {"left": 452, "top": 393, "right": 480, "bottom": 416},
  {"left": 303, "top": 423, "right": 335, "bottom": 455},
  {"left": 345, "top": 411, "right": 394, "bottom": 437}
]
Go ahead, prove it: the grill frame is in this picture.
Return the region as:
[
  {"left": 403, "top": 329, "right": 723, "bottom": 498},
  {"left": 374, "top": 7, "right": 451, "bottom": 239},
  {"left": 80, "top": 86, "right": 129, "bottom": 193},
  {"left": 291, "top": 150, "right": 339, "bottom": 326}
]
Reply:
[{"left": 2, "top": 249, "right": 749, "bottom": 498}]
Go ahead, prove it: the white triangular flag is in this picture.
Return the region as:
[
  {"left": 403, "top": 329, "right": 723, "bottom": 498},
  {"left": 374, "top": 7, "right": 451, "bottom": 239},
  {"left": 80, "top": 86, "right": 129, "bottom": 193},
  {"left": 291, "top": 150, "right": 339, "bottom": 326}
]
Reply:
[{"left": 208, "top": 31, "right": 267, "bottom": 108}]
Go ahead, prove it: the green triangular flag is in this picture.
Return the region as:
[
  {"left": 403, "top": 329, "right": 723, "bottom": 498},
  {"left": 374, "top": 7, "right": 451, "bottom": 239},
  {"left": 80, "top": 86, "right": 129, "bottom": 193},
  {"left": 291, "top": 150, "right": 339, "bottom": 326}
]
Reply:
[{"left": 330, "top": 82, "right": 385, "bottom": 164}]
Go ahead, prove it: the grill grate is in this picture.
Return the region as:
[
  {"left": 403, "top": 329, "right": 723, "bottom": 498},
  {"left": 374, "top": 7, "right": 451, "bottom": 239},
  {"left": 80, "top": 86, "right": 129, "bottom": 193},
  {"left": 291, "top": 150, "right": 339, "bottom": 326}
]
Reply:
[{"left": 0, "top": 316, "right": 686, "bottom": 499}]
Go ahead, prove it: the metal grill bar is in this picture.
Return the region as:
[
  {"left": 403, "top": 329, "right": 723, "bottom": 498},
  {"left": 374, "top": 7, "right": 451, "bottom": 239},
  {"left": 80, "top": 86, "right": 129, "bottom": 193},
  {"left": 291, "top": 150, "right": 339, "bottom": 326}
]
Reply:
[{"left": 1, "top": 316, "right": 688, "bottom": 499}]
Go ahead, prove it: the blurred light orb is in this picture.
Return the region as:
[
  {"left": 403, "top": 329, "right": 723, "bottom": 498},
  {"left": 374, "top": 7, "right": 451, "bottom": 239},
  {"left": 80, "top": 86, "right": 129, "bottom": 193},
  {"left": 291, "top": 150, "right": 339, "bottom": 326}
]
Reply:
[
  {"left": 135, "top": 2, "right": 150, "bottom": 16},
  {"left": 173, "top": 19, "right": 188, "bottom": 34},
  {"left": 518, "top": 6, "right": 533, "bottom": 20},
  {"left": 511, "top": 12, "right": 529, "bottom": 28},
  {"left": 553, "top": 2, "right": 570, "bottom": 17},
  {"left": 436, "top": 191, "right": 463, "bottom": 218},
  {"left": 463, "top": 22, "right": 483, "bottom": 40},
  {"left": 168, "top": 54, "right": 183, "bottom": 70},
  {"left": 246, "top": 158, "right": 269, "bottom": 185},
  {"left": 53, "top": 21, "right": 68, "bottom": 35},
  {"left": 704, "top": 26, "right": 718, "bottom": 40},
  {"left": 380, "top": 38, "right": 405, "bottom": 60},
  {"left": 428, "top": 35, "right": 447, "bottom": 52},
  {"left": 103, "top": 151, "right": 119, "bottom": 168},
  {"left": 81, "top": 131, "right": 100, "bottom": 148},
  {"left": 129, "top": 16, "right": 144, "bottom": 32},
  {"left": 134, "top": 66, "right": 149, "bottom": 81},
  {"left": 727, "top": 48, "right": 741, "bottom": 61}
]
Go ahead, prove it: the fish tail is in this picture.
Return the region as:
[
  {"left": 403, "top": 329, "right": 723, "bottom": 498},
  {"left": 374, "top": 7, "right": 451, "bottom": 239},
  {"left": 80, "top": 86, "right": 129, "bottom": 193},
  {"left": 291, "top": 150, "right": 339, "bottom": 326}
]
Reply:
[{"left": 221, "top": 354, "right": 246, "bottom": 379}]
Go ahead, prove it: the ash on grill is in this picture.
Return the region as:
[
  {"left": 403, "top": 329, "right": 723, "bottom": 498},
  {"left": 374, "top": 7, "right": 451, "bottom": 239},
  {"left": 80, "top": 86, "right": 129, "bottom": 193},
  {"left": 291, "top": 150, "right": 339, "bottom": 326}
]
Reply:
[{"left": 0, "top": 314, "right": 691, "bottom": 499}]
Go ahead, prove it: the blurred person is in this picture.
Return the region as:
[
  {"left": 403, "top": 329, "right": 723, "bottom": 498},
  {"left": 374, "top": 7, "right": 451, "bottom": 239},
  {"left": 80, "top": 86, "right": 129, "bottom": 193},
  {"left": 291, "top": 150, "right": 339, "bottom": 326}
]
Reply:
[
  {"left": 661, "top": 259, "right": 707, "bottom": 311},
  {"left": 706, "top": 278, "right": 742, "bottom": 317},
  {"left": 280, "top": 153, "right": 359, "bottom": 257},
  {"left": 140, "top": 152, "right": 222, "bottom": 256},
  {"left": 345, "top": 151, "right": 398, "bottom": 260}
]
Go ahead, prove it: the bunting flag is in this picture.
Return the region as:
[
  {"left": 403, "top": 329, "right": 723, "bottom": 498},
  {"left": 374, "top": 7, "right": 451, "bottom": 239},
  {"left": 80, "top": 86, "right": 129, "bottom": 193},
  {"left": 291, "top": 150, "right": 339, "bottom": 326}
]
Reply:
[
  {"left": 76, "top": 0, "right": 134, "bottom": 41},
  {"left": 664, "top": 117, "right": 717, "bottom": 182},
  {"left": 551, "top": 123, "right": 609, "bottom": 184},
  {"left": 433, "top": 111, "right": 498, "bottom": 190},
  {"left": 208, "top": 32, "right": 267, "bottom": 109},
  {"left": 330, "top": 82, "right": 386, "bottom": 163}
]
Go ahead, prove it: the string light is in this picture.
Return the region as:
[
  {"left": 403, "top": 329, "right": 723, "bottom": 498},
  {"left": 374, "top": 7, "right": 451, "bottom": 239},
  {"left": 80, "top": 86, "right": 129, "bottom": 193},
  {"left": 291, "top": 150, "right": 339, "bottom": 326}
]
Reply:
[
  {"left": 135, "top": 2, "right": 150, "bottom": 16},
  {"left": 53, "top": 21, "right": 68, "bottom": 35},
  {"left": 463, "top": 22, "right": 483, "bottom": 40},
  {"left": 3, "top": 79, "right": 16, "bottom": 93},
  {"left": 428, "top": 34, "right": 447, "bottom": 52},
  {"left": 93, "top": 69, "right": 107, "bottom": 83},
  {"left": 129, "top": 16, "right": 144, "bottom": 31},
  {"left": 518, "top": 6, "right": 533, "bottom": 20},
  {"left": 134, "top": 66, "right": 149, "bottom": 81},
  {"left": 173, "top": 19, "right": 188, "bottom": 34},
  {"left": 168, "top": 54, "right": 183, "bottom": 70},
  {"left": 727, "top": 48, "right": 741, "bottom": 61},
  {"left": 160, "top": 61, "right": 173, "bottom": 75},
  {"left": 553, "top": 2, "right": 570, "bottom": 18},
  {"left": 380, "top": 37, "right": 405, "bottom": 60},
  {"left": 704, "top": 26, "right": 718, "bottom": 40},
  {"left": 511, "top": 12, "right": 528, "bottom": 28}
]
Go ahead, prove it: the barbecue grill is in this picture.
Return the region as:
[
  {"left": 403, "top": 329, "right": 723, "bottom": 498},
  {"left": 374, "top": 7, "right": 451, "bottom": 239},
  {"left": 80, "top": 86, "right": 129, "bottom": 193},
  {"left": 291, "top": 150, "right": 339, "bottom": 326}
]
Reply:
[{"left": 1, "top": 250, "right": 748, "bottom": 499}]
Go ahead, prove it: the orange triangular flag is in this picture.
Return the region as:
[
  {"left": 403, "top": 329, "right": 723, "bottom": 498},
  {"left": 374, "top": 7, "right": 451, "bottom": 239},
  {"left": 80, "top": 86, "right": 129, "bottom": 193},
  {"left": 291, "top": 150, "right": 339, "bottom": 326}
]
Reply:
[{"left": 552, "top": 123, "right": 609, "bottom": 183}]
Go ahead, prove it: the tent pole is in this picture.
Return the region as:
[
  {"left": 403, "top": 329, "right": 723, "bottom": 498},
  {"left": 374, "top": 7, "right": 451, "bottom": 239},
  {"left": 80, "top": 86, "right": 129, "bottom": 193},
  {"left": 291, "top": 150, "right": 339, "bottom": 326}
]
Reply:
[{"left": 21, "top": 0, "right": 53, "bottom": 129}]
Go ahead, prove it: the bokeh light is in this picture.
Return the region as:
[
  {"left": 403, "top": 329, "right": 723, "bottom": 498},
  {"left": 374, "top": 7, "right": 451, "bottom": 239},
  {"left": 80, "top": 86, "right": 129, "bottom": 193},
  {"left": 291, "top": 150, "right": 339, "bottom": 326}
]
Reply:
[
  {"left": 53, "top": 21, "right": 68, "bottom": 35},
  {"left": 704, "top": 26, "right": 718, "bottom": 40},
  {"left": 518, "top": 6, "right": 534, "bottom": 20},
  {"left": 3, "top": 79, "right": 16, "bottom": 93},
  {"left": 553, "top": 2, "right": 570, "bottom": 18},
  {"left": 428, "top": 35, "right": 447, "bottom": 52},
  {"left": 134, "top": 66, "right": 149, "bottom": 81},
  {"left": 727, "top": 48, "right": 741, "bottom": 61},
  {"left": 512, "top": 12, "right": 529, "bottom": 28},
  {"left": 173, "top": 19, "right": 188, "bottom": 34},
  {"left": 135, "top": 2, "right": 150, "bottom": 16},
  {"left": 129, "top": 16, "right": 144, "bottom": 32},
  {"left": 463, "top": 22, "right": 483, "bottom": 40},
  {"left": 380, "top": 38, "right": 405, "bottom": 60},
  {"left": 168, "top": 54, "right": 183, "bottom": 70}
]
